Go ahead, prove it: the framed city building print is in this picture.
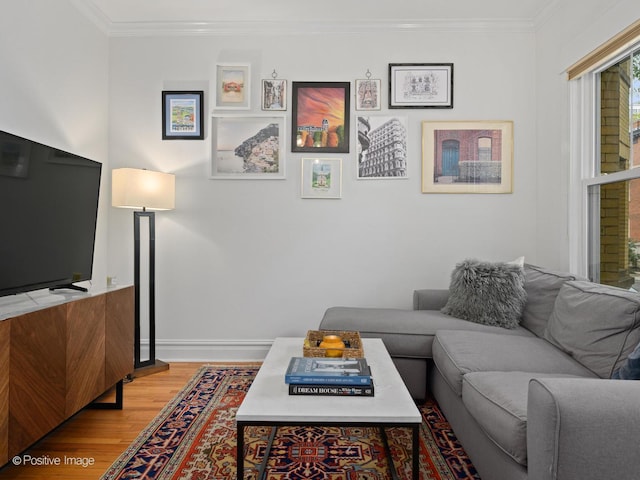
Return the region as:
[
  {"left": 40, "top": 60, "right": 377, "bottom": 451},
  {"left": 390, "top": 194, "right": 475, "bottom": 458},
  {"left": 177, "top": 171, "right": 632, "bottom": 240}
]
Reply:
[
  {"left": 356, "top": 115, "right": 408, "bottom": 179},
  {"left": 261, "top": 78, "right": 287, "bottom": 111},
  {"left": 422, "top": 120, "right": 513, "bottom": 193}
]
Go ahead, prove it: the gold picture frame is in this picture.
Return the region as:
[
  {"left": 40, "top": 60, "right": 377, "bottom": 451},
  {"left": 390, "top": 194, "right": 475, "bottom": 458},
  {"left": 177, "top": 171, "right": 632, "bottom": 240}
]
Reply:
[{"left": 421, "top": 120, "right": 513, "bottom": 194}]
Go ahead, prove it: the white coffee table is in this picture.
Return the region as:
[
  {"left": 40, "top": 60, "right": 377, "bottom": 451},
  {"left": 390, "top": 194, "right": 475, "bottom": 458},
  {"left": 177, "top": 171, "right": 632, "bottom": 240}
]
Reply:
[{"left": 236, "top": 337, "right": 421, "bottom": 480}]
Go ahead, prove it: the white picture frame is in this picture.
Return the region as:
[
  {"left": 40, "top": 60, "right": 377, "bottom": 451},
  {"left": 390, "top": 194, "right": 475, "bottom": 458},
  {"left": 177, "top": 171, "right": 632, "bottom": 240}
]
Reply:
[
  {"left": 210, "top": 115, "right": 286, "bottom": 179},
  {"left": 301, "top": 158, "right": 342, "bottom": 199},
  {"left": 215, "top": 63, "right": 251, "bottom": 110}
]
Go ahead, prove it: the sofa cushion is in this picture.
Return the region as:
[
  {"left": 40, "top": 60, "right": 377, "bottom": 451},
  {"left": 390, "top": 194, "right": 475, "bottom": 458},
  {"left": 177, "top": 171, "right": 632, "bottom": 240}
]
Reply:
[
  {"left": 520, "top": 264, "right": 584, "bottom": 337},
  {"left": 544, "top": 280, "right": 640, "bottom": 378},
  {"left": 320, "top": 306, "right": 532, "bottom": 358},
  {"left": 463, "top": 371, "right": 583, "bottom": 466},
  {"left": 612, "top": 341, "right": 640, "bottom": 379},
  {"left": 433, "top": 330, "right": 597, "bottom": 396},
  {"left": 441, "top": 259, "right": 526, "bottom": 329}
]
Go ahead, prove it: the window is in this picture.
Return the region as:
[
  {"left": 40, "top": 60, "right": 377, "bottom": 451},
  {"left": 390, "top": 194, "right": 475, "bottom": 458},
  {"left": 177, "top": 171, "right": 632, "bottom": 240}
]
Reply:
[
  {"left": 478, "top": 137, "right": 492, "bottom": 161},
  {"left": 581, "top": 48, "right": 640, "bottom": 287}
]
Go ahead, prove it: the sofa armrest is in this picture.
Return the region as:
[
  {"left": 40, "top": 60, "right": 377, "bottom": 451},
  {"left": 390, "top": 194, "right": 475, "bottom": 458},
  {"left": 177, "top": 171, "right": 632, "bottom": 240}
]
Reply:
[
  {"left": 413, "top": 289, "right": 449, "bottom": 310},
  {"left": 527, "top": 378, "right": 640, "bottom": 480}
]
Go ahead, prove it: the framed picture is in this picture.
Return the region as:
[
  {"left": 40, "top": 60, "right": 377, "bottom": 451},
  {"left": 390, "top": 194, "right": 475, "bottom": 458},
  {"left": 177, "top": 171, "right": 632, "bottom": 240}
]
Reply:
[
  {"left": 421, "top": 120, "right": 513, "bottom": 193},
  {"left": 301, "top": 158, "right": 342, "bottom": 199},
  {"left": 210, "top": 115, "right": 286, "bottom": 179},
  {"left": 389, "top": 63, "right": 454, "bottom": 109},
  {"left": 215, "top": 64, "right": 250, "bottom": 110},
  {"left": 162, "top": 91, "right": 204, "bottom": 140},
  {"left": 261, "top": 78, "right": 287, "bottom": 111},
  {"left": 292, "top": 82, "right": 350, "bottom": 153},
  {"left": 355, "top": 78, "right": 381, "bottom": 110},
  {"left": 356, "top": 115, "right": 408, "bottom": 179}
]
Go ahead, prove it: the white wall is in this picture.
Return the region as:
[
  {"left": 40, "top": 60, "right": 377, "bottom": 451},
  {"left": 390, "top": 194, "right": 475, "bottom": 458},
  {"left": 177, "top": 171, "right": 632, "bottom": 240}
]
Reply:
[
  {"left": 107, "top": 28, "right": 539, "bottom": 358},
  {"left": 534, "top": 0, "right": 640, "bottom": 271},
  {"left": 0, "top": 2, "right": 110, "bottom": 290}
]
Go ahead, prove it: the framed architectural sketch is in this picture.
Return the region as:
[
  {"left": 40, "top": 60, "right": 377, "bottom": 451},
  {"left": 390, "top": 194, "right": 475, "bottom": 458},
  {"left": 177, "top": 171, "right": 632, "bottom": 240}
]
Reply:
[
  {"left": 421, "top": 120, "right": 513, "bottom": 193},
  {"left": 292, "top": 82, "right": 350, "bottom": 153},
  {"left": 215, "top": 64, "right": 250, "bottom": 110},
  {"left": 261, "top": 78, "right": 287, "bottom": 111},
  {"left": 389, "top": 63, "right": 453, "bottom": 109},
  {"left": 301, "top": 158, "right": 342, "bottom": 199},
  {"left": 356, "top": 115, "right": 408, "bottom": 179},
  {"left": 210, "top": 115, "right": 285, "bottom": 179},
  {"left": 355, "top": 78, "right": 381, "bottom": 110},
  {"left": 162, "top": 91, "right": 204, "bottom": 139}
]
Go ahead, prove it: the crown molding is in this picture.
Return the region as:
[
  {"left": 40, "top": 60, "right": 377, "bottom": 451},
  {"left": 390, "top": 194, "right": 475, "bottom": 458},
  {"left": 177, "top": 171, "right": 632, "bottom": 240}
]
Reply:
[{"left": 72, "top": 12, "right": 537, "bottom": 37}]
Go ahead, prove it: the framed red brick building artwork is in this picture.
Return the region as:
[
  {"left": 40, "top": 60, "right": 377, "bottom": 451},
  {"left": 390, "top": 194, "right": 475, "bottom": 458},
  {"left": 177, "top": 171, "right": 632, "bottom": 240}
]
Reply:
[{"left": 421, "top": 120, "right": 513, "bottom": 193}]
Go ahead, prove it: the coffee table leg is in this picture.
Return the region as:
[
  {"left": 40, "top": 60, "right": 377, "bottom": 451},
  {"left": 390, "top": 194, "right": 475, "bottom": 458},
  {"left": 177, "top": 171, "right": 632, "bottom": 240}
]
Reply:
[
  {"left": 237, "top": 422, "right": 244, "bottom": 480},
  {"left": 412, "top": 424, "right": 419, "bottom": 480}
]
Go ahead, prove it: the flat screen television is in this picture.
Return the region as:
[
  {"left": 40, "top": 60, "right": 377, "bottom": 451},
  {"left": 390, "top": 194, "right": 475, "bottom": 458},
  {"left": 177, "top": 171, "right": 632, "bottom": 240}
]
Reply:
[{"left": 0, "top": 130, "right": 102, "bottom": 297}]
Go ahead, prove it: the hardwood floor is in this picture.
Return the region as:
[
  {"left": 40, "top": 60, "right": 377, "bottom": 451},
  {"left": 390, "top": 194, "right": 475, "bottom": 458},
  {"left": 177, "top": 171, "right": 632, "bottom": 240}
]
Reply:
[{"left": 0, "top": 362, "right": 209, "bottom": 479}]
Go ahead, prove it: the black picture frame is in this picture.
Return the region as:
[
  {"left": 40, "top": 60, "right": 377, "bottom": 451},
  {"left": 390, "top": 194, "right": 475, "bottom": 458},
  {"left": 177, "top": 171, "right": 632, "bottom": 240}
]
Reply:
[
  {"left": 162, "top": 91, "right": 204, "bottom": 140},
  {"left": 291, "top": 81, "right": 350, "bottom": 153},
  {"left": 388, "top": 63, "right": 454, "bottom": 109}
]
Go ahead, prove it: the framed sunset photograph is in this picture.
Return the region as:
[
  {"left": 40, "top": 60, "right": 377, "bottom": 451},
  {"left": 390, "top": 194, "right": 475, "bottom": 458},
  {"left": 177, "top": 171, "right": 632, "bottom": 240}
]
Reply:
[{"left": 291, "top": 81, "right": 350, "bottom": 153}]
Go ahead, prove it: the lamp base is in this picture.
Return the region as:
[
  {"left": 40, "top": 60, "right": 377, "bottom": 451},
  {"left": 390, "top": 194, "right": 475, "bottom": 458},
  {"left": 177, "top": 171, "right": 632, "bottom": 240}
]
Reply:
[{"left": 132, "top": 359, "right": 170, "bottom": 378}]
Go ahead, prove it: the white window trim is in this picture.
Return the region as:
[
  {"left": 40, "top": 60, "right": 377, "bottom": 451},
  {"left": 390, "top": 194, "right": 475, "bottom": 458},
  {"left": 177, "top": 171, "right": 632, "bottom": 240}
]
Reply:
[{"left": 569, "top": 47, "right": 640, "bottom": 280}]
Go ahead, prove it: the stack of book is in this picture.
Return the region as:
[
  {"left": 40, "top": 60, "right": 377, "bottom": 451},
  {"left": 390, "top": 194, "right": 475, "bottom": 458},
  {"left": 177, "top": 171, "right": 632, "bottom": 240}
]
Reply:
[{"left": 284, "top": 356, "right": 374, "bottom": 396}]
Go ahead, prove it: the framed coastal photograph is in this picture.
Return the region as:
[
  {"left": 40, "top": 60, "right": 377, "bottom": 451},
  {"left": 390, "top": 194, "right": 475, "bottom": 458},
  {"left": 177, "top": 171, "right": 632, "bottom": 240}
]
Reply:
[
  {"left": 421, "top": 120, "right": 513, "bottom": 193},
  {"left": 261, "top": 78, "right": 287, "bottom": 111},
  {"left": 210, "top": 115, "right": 285, "bottom": 179},
  {"left": 389, "top": 63, "right": 454, "bottom": 109},
  {"left": 162, "top": 91, "right": 204, "bottom": 140},
  {"left": 292, "top": 82, "right": 350, "bottom": 153},
  {"left": 355, "top": 78, "right": 381, "bottom": 110},
  {"left": 356, "top": 115, "right": 408, "bottom": 179},
  {"left": 215, "top": 64, "right": 250, "bottom": 110},
  {"left": 301, "top": 158, "right": 342, "bottom": 199}
]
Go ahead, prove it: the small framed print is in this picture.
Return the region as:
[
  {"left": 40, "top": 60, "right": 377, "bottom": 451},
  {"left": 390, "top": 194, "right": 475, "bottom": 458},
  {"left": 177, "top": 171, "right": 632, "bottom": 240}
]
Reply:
[
  {"left": 215, "top": 64, "right": 250, "bottom": 110},
  {"left": 162, "top": 91, "right": 204, "bottom": 140},
  {"left": 261, "top": 78, "right": 287, "bottom": 111},
  {"left": 210, "top": 115, "right": 286, "bottom": 179},
  {"left": 355, "top": 78, "right": 381, "bottom": 110},
  {"left": 301, "top": 158, "right": 342, "bottom": 199},
  {"left": 389, "top": 63, "right": 454, "bottom": 109}
]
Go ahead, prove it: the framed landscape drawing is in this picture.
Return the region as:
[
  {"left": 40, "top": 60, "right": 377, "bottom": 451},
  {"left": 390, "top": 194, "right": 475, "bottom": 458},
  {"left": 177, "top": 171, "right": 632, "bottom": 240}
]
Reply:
[
  {"left": 389, "top": 63, "right": 453, "bottom": 109},
  {"left": 215, "top": 64, "right": 250, "bottom": 110},
  {"left": 210, "top": 115, "right": 285, "bottom": 179},
  {"left": 421, "top": 120, "right": 513, "bottom": 193},
  {"left": 162, "top": 91, "right": 204, "bottom": 140},
  {"left": 356, "top": 115, "right": 408, "bottom": 179},
  {"left": 292, "top": 82, "right": 350, "bottom": 153},
  {"left": 301, "top": 158, "right": 342, "bottom": 199}
]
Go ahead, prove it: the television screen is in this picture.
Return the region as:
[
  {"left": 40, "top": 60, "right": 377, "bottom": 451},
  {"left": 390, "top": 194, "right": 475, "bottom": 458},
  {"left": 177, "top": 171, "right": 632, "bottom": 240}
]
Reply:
[{"left": 0, "top": 130, "right": 102, "bottom": 297}]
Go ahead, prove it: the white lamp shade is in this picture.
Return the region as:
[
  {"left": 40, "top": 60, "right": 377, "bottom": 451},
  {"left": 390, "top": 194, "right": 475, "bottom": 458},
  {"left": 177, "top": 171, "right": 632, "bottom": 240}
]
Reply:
[{"left": 112, "top": 168, "right": 175, "bottom": 210}]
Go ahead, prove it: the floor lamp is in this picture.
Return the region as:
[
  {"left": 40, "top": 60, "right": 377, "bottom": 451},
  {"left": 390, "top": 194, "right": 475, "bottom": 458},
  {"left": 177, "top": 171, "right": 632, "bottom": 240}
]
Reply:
[{"left": 112, "top": 168, "right": 175, "bottom": 376}]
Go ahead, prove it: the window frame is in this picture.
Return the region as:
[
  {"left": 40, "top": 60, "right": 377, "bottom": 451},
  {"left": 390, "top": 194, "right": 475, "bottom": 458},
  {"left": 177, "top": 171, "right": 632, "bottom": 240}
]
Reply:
[{"left": 570, "top": 45, "right": 640, "bottom": 281}]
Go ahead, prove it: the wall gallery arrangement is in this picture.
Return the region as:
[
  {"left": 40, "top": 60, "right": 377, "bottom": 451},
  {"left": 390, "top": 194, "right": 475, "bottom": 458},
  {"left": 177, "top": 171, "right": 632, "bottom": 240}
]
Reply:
[{"left": 162, "top": 62, "right": 515, "bottom": 197}]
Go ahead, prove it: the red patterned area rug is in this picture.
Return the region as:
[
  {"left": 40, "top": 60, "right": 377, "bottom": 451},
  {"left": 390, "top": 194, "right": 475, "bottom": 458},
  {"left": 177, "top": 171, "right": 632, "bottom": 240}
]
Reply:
[{"left": 100, "top": 365, "right": 479, "bottom": 480}]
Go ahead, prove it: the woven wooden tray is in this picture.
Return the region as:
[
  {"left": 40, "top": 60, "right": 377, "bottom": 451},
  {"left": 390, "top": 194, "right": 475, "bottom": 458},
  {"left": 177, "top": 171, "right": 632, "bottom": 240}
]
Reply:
[{"left": 303, "top": 330, "right": 364, "bottom": 358}]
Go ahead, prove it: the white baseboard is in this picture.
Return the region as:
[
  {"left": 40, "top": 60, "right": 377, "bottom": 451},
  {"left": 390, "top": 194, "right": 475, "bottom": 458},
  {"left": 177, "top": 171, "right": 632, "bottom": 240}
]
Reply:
[{"left": 139, "top": 338, "right": 274, "bottom": 362}]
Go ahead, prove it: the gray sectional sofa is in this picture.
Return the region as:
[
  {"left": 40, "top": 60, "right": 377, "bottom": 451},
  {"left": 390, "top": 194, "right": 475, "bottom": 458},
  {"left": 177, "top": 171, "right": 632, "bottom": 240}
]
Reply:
[{"left": 319, "top": 263, "right": 640, "bottom": 480}]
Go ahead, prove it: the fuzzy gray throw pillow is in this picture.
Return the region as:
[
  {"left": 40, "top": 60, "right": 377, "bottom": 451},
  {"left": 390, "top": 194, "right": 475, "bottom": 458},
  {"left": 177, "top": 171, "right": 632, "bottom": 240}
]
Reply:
[{"left": 441, "top": 259, "right": 527, "bottom": 329}]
